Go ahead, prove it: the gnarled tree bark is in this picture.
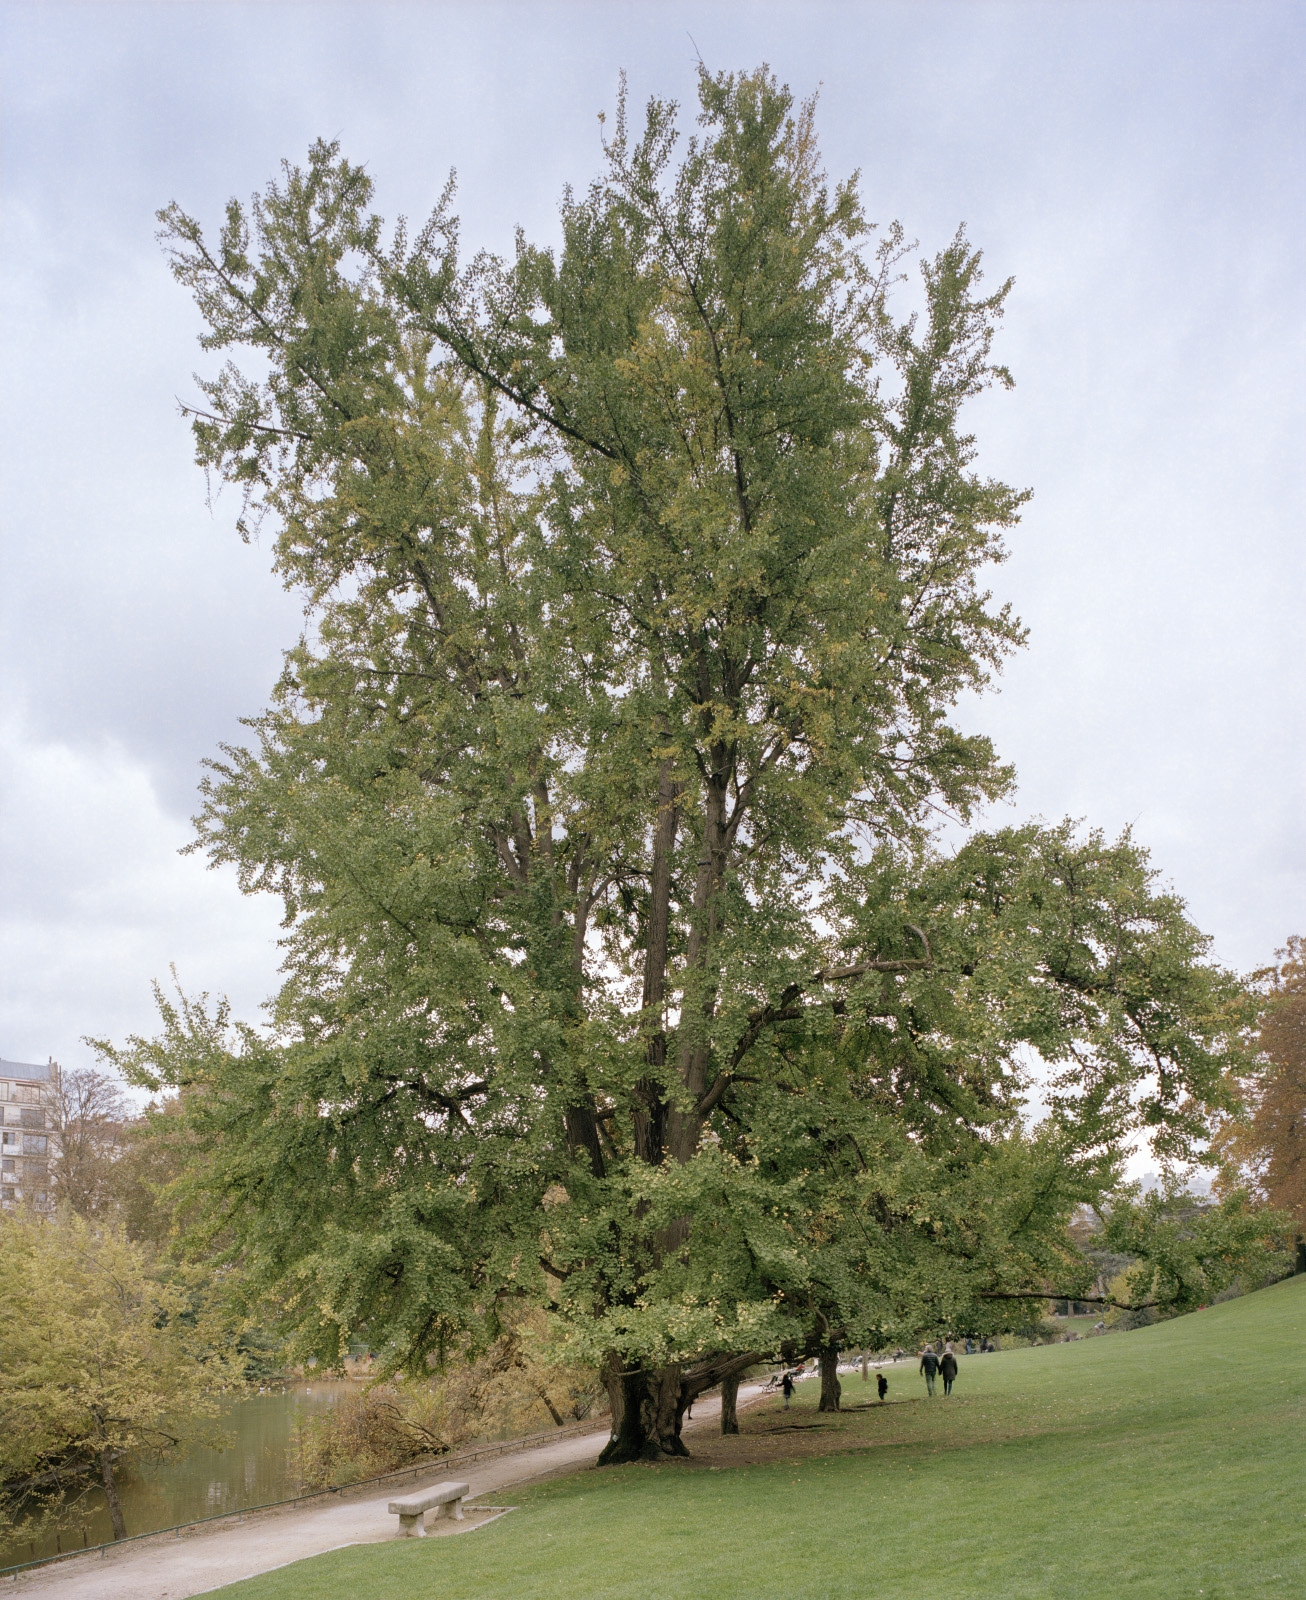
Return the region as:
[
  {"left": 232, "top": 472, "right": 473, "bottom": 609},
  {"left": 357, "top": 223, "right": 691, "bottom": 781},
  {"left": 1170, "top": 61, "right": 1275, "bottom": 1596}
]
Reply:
[
  {"left": 720, "top": 1372, "right": 740, "bottom": 1435},
  {"left": 818, "top": 1344, "right": 842, "bottom": 1412},
  {"left": 598, "top": 1361, "right": 688, "bottom": 1464}
]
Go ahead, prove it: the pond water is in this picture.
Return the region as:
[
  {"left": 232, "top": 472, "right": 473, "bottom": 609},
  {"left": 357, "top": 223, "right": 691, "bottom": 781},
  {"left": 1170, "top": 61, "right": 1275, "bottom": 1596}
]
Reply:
[{"left": 2, "top": 1380, "right": 358, "bottom": 1569}]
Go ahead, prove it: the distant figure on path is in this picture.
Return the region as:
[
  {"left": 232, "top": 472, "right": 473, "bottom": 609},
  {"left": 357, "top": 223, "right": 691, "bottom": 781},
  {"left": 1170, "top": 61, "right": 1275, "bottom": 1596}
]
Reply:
[
  {"left": 920, "top": 1348, "right": 939, "bottom": 1396},
  {"left": 781, "top": 1372, "right": 795, "bottom": 1410},
  {"left": 965, "top": 1337, "right": 975, "bottom": 1355},
  {"left": 940, "top": 1349, "right": 958, "bottom": 1396},
  {"left": 877, "top": 1372, "right": 888, "bottom": 1403}
]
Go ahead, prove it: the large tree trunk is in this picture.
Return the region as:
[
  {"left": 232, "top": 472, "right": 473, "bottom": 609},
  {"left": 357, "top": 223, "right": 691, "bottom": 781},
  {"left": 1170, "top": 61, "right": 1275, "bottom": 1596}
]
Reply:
[
  {"left": 818, "top": 1345, "right": 842, "bottom": 1412},
  {"left": 632, "top": 755, "right": 681, "bottom": 1166},
  {"left": 99, "top": 1448, "right": 127, "bottom": 1541},
  {"left": 597, "top": 1361, "right": 688, "bottom": 1465},
  {"left": 599, "top": 1349, "right": 761, "bottom": 1462},
  {"left": 720, "top": 1372, "right": 740, "bottom": 1435},
  {"left": 667, "top": 756, "right": 730, "bottom": 1166}
]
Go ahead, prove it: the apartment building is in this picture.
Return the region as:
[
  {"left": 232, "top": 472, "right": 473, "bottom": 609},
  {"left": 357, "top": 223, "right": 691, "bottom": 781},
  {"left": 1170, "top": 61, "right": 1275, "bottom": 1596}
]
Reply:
[{"left": 0, "top": 1057, "right": 55, "bottom": 1210}]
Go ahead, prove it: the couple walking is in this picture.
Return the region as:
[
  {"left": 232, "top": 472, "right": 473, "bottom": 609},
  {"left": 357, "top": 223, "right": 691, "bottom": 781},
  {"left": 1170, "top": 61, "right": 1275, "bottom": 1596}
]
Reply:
[{"left": 919, "top": 1342, "right": 959, "bottom": 1396}]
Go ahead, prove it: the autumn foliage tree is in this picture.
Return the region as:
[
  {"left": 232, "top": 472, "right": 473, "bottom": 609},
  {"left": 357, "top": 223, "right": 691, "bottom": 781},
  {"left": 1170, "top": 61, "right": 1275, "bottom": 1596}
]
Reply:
[
  {"left": 0, "top": 1212, "right": 234, "bottom": 1543},
  {"left": 294, "top": 1306, "right": 601, "bottom": 1489},
  {"left": 117, "top": 67, "right": 1274, "bottom": 1464},
  {"left": 1217, "top": 937, "right": 1306, "bottom": 1271}
]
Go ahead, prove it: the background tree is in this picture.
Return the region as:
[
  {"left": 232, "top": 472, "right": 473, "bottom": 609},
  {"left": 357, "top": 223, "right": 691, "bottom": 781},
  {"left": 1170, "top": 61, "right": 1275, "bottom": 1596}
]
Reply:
[
  {"left": 131, "top": 67, "right": 1268, "bottom": 1463},
  {"left": 50, "top": 1063, "right": 190, "bottom": 1245},
  {"left": 1216, "top": 937, "right": 1306, "bottom": 1271},
  {"left": 49, "top": 1064, "right": 130, "bottom": 1219},
  {"left": 0, "top": 1211, "right": 234, "bottom": 1543}
]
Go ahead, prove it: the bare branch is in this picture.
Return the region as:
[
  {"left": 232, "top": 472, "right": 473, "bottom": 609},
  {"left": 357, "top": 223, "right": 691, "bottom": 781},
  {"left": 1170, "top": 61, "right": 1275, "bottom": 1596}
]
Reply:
[{"left": 177, "top": 399, "right": 310, "bottom": 443}]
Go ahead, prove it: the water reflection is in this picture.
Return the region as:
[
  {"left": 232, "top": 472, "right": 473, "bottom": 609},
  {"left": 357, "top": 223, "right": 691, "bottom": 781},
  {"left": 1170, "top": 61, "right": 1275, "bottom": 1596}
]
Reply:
[{"left": 2, "top": 1381, "right": 357, "bottom": 1568}]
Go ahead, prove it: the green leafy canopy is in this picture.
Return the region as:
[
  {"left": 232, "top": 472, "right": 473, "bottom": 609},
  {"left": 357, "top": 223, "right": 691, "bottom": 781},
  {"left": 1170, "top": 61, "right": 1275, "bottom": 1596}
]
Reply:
[{"left": 114, "top": 69, "right": 1272, "bottom": 1445}]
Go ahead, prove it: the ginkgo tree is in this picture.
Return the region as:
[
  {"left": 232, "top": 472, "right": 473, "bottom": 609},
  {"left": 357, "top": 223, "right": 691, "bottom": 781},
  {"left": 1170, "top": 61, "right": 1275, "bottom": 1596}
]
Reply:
[{"left": 120, "top": 67, "right": 1274, "bottom": 1463}]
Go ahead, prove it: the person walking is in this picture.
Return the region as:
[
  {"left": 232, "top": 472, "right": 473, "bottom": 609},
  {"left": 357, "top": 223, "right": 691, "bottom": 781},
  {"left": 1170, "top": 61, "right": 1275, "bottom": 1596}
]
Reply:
[
  {"left": 919, "top": 1347, "right": 939, "bottom": 1396},
  {"left": 781, "top": 1372, "right": 795, "bottom": 1410},
  {"left": 940, "top": 1348, "right": 958, "bottom": 1396},
  {"left": 877, "top": 1371, "right": 888, "bottom": 1403}
]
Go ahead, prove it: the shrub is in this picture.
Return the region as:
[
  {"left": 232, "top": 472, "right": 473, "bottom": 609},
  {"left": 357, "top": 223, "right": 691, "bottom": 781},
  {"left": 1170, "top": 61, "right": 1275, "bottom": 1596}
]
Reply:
[{"left": 294, "top": 1311, "right": 603, "bottom": 1489}]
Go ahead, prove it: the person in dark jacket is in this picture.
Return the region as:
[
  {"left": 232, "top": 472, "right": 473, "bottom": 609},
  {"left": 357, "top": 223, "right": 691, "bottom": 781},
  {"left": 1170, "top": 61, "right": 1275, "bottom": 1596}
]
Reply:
[
  {"left": 877, "top": 1371, "right": 888, "bottom": 1402},
  {"left": 781, "top": 1372, "right": 795, "bottom": 1410},
  {"left": 940, "top": 1348, "right": 958, "bottom": 1395},
  {"left": 919, "top": 1348, "right": 939, "bottom": 1395}
]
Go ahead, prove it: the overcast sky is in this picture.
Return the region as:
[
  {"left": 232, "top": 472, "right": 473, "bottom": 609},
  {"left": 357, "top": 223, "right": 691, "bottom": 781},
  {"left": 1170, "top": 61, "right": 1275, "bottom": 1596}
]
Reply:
[{"left": 1, "top": 0, "right": 1302, "bottom": 1083}]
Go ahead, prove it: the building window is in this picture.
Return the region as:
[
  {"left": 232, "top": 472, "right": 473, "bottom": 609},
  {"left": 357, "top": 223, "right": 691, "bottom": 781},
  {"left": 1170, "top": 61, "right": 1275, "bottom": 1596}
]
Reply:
[
  {"left": 23, "top": 1135, "right": 48, "bottom": 1156},
  {"left": 19, "top": 1108, "right": 45, "bottom": 1130}
]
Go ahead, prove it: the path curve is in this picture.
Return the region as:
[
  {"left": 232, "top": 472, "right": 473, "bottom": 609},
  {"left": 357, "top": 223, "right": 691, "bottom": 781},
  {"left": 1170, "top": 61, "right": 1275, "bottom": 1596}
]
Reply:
[{"left": 10, "top": 1385, "right": 767, "bottom": 1599}]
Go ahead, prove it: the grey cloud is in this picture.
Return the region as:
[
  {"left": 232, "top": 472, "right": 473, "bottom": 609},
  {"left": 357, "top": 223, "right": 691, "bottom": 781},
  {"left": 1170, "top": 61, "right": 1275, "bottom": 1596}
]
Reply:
[{"left": 1, "top": 1, "right": 1301, "bottom": 1073}]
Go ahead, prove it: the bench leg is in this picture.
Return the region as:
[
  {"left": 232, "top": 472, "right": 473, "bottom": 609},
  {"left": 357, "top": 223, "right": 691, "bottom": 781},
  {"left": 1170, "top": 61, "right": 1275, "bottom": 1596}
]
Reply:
[
  {"left": 397, "top": 1511, "right": 427, "bottom": 1538},
  {"left": 431, "top": 1497, "right": 465, "bottom": 1523}
]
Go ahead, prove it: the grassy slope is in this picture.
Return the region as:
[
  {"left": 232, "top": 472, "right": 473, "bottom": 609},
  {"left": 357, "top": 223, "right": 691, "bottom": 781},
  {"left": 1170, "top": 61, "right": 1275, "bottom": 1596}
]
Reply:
[{"left": 215, "top": 1276, "right": 1305, "bottom": 1600}]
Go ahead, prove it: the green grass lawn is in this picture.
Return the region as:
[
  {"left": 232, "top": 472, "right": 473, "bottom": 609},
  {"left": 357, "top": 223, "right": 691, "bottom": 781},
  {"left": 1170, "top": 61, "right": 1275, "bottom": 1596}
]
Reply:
[{"left": 214, "top": 1275, "right": 1306, "bottom": 1600}]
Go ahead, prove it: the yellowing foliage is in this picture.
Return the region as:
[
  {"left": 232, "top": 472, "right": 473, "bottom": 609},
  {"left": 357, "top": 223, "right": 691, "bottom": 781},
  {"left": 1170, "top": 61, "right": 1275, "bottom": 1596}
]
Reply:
[{"left": 0, "top": 1211, "right": 236, "bottom": 1542}]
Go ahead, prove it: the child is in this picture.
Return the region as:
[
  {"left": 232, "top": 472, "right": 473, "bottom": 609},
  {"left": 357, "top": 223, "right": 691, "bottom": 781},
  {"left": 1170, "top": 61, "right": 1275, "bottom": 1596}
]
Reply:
[
  {"left": 877, "top": 1371, "right": 888, "bottom": 1403},
  {"left": 781, "top": 1372, "right": 795, "bottom": 1409}
]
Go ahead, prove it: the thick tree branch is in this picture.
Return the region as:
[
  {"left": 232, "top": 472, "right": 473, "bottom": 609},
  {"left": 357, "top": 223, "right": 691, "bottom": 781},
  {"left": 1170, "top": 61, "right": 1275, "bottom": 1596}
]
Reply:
[
  {"left": 696, "top": 925, "right": 932, "bottom": 1117},
  {"left": 977, "top": 1289, "right": 1159, "bottom": 1312}
]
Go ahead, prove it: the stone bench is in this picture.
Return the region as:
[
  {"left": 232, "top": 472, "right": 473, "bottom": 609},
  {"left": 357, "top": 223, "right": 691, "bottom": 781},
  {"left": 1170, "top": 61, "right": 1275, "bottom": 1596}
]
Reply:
[{"left": 387, "top": 1480, "right": 471, "bottom": 1536}]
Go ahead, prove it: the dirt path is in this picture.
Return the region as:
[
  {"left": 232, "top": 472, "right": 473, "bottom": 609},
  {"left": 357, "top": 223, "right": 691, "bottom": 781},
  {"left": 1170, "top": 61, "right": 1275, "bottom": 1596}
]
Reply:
[{"left": 10, "top": 1385, "right": 767, "bottom": 1599}]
